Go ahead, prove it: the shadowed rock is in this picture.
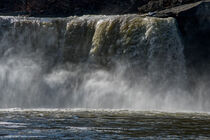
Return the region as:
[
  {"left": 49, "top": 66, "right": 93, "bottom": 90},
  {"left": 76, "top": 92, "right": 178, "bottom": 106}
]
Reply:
[
  {"left": 0, "top": 0, "right": 200, "bottom": 17},
  {"left": 0, "top": 0, "right": 145, "bottom": 16},
  {"left": 153, "top": 0, "right": 210, "bottom": 88}
]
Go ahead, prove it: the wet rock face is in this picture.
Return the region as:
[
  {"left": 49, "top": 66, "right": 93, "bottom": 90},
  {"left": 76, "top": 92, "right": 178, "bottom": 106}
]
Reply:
[
  {"left": 175, "top": 1, "right": 210, "bottom": 74},
  {"left": 146, "top": 0, "right": 210, "bottom": 76},
  {"left": 186, "top": 5, "right": 210, "bottom": 76}
]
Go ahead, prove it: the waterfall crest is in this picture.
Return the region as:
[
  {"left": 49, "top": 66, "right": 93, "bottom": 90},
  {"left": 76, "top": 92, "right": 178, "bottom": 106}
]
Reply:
[{"left": 0, "top": 15, "right": 200, "bottom": 111}]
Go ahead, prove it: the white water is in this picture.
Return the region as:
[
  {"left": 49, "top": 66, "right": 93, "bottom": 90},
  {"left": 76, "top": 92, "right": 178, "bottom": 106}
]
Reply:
[{"left": 0, "top": 15, "right": 209, "bottom": 111}]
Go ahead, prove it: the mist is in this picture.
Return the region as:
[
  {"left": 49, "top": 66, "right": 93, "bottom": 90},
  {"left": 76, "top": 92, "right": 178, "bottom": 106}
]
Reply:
[{"left": 0, "top": 15, "right": 209, "bottom": 112}]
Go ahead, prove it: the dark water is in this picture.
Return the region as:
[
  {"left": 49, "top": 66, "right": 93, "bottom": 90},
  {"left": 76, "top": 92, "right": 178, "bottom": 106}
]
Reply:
[{"left": 0, "top": 109, "right": 210, "bottom": 139}]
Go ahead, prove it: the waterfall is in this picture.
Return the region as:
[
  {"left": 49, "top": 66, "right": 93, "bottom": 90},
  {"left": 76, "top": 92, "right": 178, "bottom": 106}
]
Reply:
[{"left": 0, "top": 14, "right": 205, "bottom": 111}]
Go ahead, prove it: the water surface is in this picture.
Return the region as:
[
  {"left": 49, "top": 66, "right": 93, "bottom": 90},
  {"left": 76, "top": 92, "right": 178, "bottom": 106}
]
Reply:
[{"left": 0, "top": 109, "right": 209, "bottom": 139}]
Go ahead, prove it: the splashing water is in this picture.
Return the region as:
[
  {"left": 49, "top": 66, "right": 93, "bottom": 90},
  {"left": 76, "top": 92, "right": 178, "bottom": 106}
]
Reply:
[{"left": 0, "top": 15, "right": 209, "bottom": 111}]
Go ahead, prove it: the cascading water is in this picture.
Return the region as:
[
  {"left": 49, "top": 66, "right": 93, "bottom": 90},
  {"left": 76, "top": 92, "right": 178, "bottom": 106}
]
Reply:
[{"left": 0, "top": 15, "right": 208, "bottom": 111}]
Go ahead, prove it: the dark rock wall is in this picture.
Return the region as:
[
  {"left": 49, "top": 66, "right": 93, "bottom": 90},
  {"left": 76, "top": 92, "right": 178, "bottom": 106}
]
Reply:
[
  {"left": 175, "top": 1, "right": 210, "bottom": 75},
  {"left": 0, "top": 0, "right": 200, "bottom": 16},
  {"left": 0, "top": 0, "right": 146, "bottom": 16}
]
